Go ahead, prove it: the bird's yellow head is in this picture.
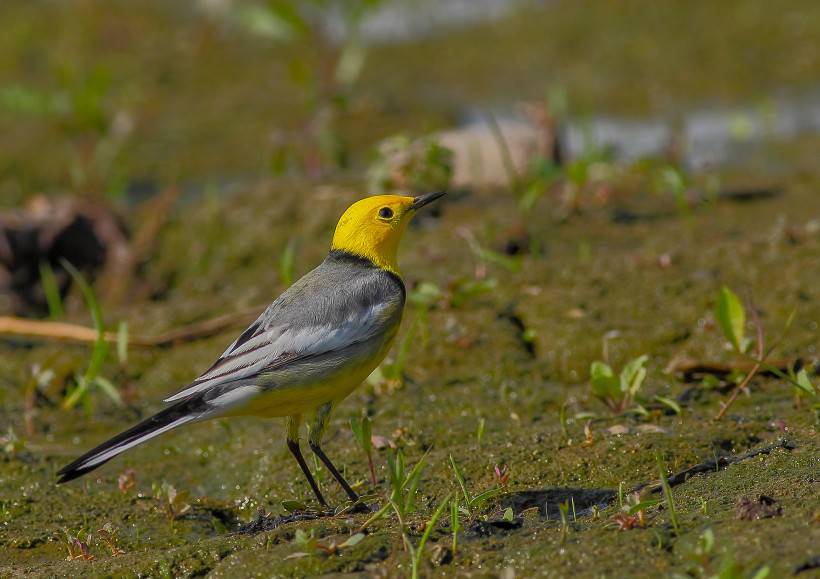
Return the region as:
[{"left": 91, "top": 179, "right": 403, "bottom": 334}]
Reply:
[{"left": 331, "top": 192, "right": 445, "bottom": 274}]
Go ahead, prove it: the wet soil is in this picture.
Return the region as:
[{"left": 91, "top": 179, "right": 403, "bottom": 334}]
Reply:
[{"left": 1, "top": 1, "right": 819, "bottom": 577}]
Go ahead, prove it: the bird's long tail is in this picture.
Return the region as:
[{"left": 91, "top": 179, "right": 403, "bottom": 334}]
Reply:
[{"left": 57, "top": 396, "right": 205, "bottom": 484}]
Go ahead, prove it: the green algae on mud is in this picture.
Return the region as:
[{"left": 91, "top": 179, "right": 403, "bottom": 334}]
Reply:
[
  {"left": 2, "top": 160, "right": 819, "bottom": 576},
  {"left": 1, "top": 1, "right": 820, "bottom": 574}
]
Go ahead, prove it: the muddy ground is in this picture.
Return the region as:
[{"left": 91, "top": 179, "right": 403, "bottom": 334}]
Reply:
[{"left": 1, "top": 1, "right": 819, "bottom": 578}]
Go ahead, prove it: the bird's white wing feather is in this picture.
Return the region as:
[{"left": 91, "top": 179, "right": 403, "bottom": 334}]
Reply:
[{"left": 163, "top": 301, "right": 392, "bottom": 402}]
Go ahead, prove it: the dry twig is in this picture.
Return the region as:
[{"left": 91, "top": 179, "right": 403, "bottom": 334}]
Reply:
[{"left": 0, "top": 307, "right": 261, "bottom": 349}]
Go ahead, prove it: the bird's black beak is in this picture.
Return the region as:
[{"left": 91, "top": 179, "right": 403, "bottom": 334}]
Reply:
[{"left": 410, "top": 191, "right": 446, "bottom": 211}]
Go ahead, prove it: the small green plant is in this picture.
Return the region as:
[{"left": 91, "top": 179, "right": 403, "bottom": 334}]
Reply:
[
  {"left": 715, "top": 286, "right": 749, "bottom": 353},
  {"left": 673, "top": 527, "right": 770, "bottom": 579},
  {"left": 63, "top": 528, "right": 94, "bottom": 561},
  {"left": 280, "top": 499, "right": 309, "bottom": 513},
  {"left": 407, "top": 281, "right": 443, "bottom": 309},
  {"left": 556, "top": 142, "right": 617, "bottom": 215},
  {"left": 288, "top": 528, "right": 319, "bottom": 557},
  {"left": 558, "top": 401, "right": 570, "bottom": 441},
  {"left": 366, "top": 134, "right": 453, "bottom": 196},
  {"left": 450, "top": 278, "right": 498, "bottom": 308},
  {"left": 97, "top": 522, "right": 125, "bottom": 556},
  {"left": 611, "top": 492, "right": 659, "bottom": 530},
  {"left": 0, "top": 500, "right": 12, "bottom": 524},
  {"left": 449, "top": 455, "right": 504, "bottom": 519},
  {"left": 713, "top": 287, "right": 815, "bottom": 419},
  {"left": 654, "top": 395, "right": 682, "bottom": 415},
  {"left": 589, "top": 354, "right": 649, "bottom": 413},
  {"left": 286, "top": 528, "right": 366, "bottom": 559},
  {"left": 39, "top": 262, "right": 64, "bottom": 319},
  {"left": 349, "top": 412, "right": 376, "bottom": 486},
  {"left": 408, "top": 278, "right": 498, "bottom": 310},
  {"left": 460, "top": 229, "right": 522, "bottom": 272},
  {"left": 60, "top": 261, "right": 123, "bottom": 412},
  {"left": 387, "top": 449, "right": 426, "bottom": 519},
  {"left": 654, "top": 165, "right": 692, "bottom": 222},
  {"left": 518, "top": 157, "right": 564, "bottom": 212},
  {"left": 789, "top": 365, "right": 817, "bottom": 403},
  {"left": 359, "top": 449, "right": 429, "bottom": 533},
  {"left": 357, "top": 450, "right": 447, "bottom": 578},
  {"left": 1, "top": 427, "right": 25, "bottom": 457},
  {"left": 450, "top": 496, "right": 462, "bottom": 555},
  {"left": 151, "top": 481, "right": 191, "bottom": 520}
]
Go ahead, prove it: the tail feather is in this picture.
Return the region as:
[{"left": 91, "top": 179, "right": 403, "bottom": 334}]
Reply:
[{"left": 57, "top": 397, "right": 203, "bottom": 484}]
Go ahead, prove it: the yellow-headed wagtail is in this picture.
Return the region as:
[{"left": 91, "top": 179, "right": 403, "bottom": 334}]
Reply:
[{"left": 57, "top": 191, "right": 445, "bottom": 508}]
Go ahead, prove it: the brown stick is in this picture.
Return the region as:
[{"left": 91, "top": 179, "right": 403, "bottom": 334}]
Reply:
[
  {"left": 145, "top": 308, "right": 261, "bottom": 347},
  {"left": 0, "top": 307, "right": 262, "bottom": 349},
  {"left": 714, "top": 358, "right": 762, "bottom": 420}
]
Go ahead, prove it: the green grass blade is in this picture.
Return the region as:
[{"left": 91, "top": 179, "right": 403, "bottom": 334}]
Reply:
[
  {"left": 715, "top": 286, "right": 745, "bottom": 352},
  {"left": 656, "top": 453, "right": 681, "bottom": 535},
  {"left": 61, "top": 259, "right": 110, "bottom": 409},
  {"left": 93, "top": 376, "right": 124, "bottom": 407},
  {"left": 654, "top": 395, "right": 682, "bottom": 415},
  {"left": 357, "top": 501, "right": 392, "bottom": 533},
  {"left": 39, "top": 261, "right": 63, "bottom": 319},
  {"left": 468, "top": 486, "right": 503, "bottom": 509},
  {"left": 448, "top": 454, "right": 471, "bottom": 507},
  {"left": 62, "top": 375, "right": 91, "bottom": 410},
  {"left": 402, "top": 451, "right": 428, "bottom": 514},
  {"left": 411, "top": 494, "right": 451, "bottom": 579}
]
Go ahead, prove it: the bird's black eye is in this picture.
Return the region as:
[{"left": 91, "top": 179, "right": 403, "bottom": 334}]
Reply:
[{"left": 378, "top": 207, "right": 394, "bottom": 219}]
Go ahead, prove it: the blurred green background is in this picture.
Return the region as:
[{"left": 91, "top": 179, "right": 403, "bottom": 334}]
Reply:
[{"left": 1, "top": 0, "right": 818, "bottom": 201}]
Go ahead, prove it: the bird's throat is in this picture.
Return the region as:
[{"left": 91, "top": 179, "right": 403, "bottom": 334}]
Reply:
[{"left": 330, "top": 230, "right": 402, "bottom": 274}]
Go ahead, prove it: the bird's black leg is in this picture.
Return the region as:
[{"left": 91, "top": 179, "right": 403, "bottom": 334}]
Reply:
[
  {"left": 287, "top": 438, "right": 328, "bottom": 508},
  {"left": 309, "top": 440, "right": 359, "bottom": 502},
  {"left": 286, "top": 415, "right": 327, "bottom": 508},
  {"left": 308, "top": 402, "right": 359, "bottom": 503}
]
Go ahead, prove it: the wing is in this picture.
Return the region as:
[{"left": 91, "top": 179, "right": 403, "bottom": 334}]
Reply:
[{"left": 163, "top": 260, "right": 404, "bottom": 403}]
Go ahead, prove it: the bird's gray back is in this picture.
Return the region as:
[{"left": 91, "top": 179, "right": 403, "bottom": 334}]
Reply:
[
  {"left": 262, "top": 250, "right": 405, "bottom": 330},
  {"left": 163, "top": 250, "right": 405, "bottom": 403}
]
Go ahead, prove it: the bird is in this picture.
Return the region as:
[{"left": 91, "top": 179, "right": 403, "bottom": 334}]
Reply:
[{"left": 57, "top": 191, "right": 446, "bottom": 510}]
